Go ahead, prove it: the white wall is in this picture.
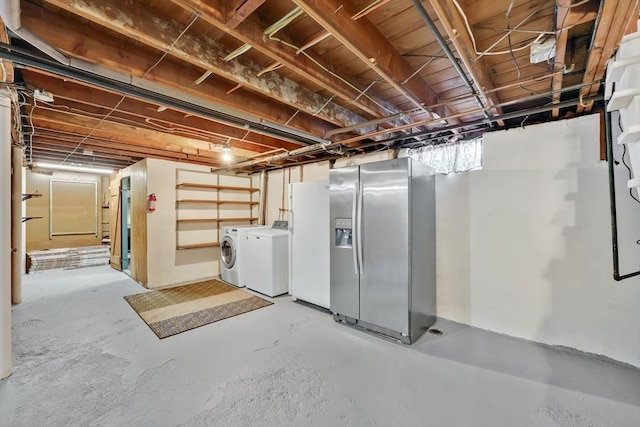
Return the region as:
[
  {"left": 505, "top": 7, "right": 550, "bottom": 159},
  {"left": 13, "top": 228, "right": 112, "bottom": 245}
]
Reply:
[
  {"left": 436, "top": 115, "right": 640, "bottom": 366},
  {"left": 145, "top": 158, "right": 256, "bottom": 289}
]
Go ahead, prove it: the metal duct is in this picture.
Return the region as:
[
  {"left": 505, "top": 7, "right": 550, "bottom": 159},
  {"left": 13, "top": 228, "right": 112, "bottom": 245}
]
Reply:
[
  {"left": 0, "top": 0, "right": 68, "bottom": 63},
  {"left": 0, "top": 43, "right": 328, "bottom": 147}
]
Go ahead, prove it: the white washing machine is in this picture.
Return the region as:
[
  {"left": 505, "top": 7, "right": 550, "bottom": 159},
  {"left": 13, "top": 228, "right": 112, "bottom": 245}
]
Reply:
[
  {"left": 220, "top": 224, "right": 269, "bottom": 287},
  {"left": 243, "top": 228, "right": 290, "bottom": 297}
]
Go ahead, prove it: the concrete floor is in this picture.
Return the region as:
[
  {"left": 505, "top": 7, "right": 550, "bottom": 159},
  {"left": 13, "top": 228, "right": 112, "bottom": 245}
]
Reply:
[{"left": 1, "top": 266, "right": 639, "bottom": 427}]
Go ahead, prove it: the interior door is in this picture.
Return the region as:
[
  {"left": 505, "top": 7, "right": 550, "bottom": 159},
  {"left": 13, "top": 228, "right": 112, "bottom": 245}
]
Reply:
[
  {"left": 329, "top": 166, "right": 359, "bottom": 318},
  {"left": 359, "top": 159, "right": 410, "bottom": 335}
]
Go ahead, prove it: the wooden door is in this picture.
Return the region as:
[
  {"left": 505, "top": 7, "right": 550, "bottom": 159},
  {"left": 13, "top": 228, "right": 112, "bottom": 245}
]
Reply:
[{"left": 109, "top": 171, "right": 122, "bottom": 270}]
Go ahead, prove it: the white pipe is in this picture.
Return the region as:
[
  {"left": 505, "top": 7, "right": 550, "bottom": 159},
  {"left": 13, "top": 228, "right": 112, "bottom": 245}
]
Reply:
[
  {"left": 0, "top": 0, "right": 68, "bottom": 64},
  {"left": 11, "top": 146, "right": 22, "bottom": 304},
  {"left": 0, "top": 91, "right": 12, "bottom": 379}
]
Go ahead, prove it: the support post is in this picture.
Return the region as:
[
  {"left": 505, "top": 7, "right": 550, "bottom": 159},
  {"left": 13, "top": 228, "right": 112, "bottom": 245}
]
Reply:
[
  {"left": 1, "top": 90, "right": 12, "bottom": 378},
  {"left": 11, "top": 146, "right": 22, "bottom": 304}
]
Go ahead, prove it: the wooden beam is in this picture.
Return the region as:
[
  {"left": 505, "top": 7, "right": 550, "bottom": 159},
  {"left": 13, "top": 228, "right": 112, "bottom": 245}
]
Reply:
[
  {"left": 30, "top": 130, "right": 223, "bottom": 166},
  {"left": 428, "top": 0, "right": 503, "bottom": 123},
  {"left": 21, "top": 2, "right": 337, "bottom": 139},
  {"left": 20, "top": 69, "right": 304, "bottom": 153},
  {"left": 169, "top": 0, "right": 402, "bottom": 120},
  {"left": 31, "top": 137, "right": 209, "bottom": 165},
  {"left": 44, "top": 0, "right": 367, "bottom": 129},
  {"left": 0, "top": 20, "right": 13, "bottom": 83},
  {"left": 291, "top": 0, "right": 458, "bottom": 123},
  {"left": 551, "top": 0, "right": 572, "bottom": 118},
  {"left": 31, "top": 130, "right": 201, "bottom": 161},
  {"left": 577, "top": 0, "right": 637, "bottom": 113},
  {"left": 225, "top": 0, "right": 266, "bottom": 29}
]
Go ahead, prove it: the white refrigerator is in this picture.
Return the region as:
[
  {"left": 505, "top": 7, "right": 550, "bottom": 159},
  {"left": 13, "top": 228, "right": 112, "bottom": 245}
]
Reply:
[{"left": 288, "top": 180, "right": 330, "bottom": 308}]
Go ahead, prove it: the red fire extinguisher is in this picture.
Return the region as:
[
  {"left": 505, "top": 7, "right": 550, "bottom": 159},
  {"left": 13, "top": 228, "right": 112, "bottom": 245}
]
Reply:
[{"left": 148, "top": 193, "right": 156, "bottom": 213}]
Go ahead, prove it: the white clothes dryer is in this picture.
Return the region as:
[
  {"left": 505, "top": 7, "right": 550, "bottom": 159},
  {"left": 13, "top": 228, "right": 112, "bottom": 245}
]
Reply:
[{"left": 243, "top": 228, "right": 290, "bottom": 297}]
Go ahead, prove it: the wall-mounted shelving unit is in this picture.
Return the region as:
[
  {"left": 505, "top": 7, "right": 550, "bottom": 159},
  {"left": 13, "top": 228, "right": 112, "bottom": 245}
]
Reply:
[
  {"left": 175, "top": 170, "right": 259, "bottom": 250},
  {"left": 22, "top": 193, "right": 43, "bottom": 223}
]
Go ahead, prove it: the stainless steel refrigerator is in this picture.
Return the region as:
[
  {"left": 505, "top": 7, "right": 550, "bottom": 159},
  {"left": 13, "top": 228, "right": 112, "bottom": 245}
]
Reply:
[{"left": 330, "top": 157, "right": 435, "bottom": 344}]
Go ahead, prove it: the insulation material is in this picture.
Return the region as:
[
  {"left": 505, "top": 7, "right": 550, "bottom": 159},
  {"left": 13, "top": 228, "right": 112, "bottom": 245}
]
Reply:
[
  {"left": 27, "top": 246, "right": 110, "bottom": 273},
  {"left": 405, "top": 138, "right": 482, "bottom": 174}
]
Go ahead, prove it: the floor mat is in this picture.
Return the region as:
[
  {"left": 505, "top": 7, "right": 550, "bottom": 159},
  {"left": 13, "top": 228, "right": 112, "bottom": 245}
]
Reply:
[{"left": 124, "top": 279, "right": 273, "bottom": 339}]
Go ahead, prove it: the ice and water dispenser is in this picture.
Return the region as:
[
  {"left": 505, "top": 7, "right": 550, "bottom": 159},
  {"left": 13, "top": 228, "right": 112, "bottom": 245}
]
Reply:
[{"left": 335, "top": 218, "right": 353, "bottom": 248}]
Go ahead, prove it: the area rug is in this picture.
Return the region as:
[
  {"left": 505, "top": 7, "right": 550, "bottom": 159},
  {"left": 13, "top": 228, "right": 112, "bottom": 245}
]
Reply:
[{"left": 124, "top": 279, "right": 273, "bottom": 339}]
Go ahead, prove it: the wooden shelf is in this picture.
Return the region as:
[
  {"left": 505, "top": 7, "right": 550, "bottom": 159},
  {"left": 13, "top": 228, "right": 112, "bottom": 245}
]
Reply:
[
  {"left": 177, "top": 218, "right": 218, "bottom": 223},
  {"left": 22, "top": 193, "right": 43, "bottom": 201},
  {"left": 218, "top": 200, "right": 258, "bottom": 205},
  {"left": 176, "top": 183, "right": 258, "bottom": 192},
  {"left": 177, "top": 199, "right": 258, "bottom": 205},
  {"left": 177, "top": 217, "right": 257, "bottom": 223},
  {"left": 176, "top": 199, "right": 219, "bottom": 204},
  {"left": 217, "top": 217, "right": 258, "bottom": 222},
  {"left": 176, "top": 242, "right": 220, "bottom": 250}
]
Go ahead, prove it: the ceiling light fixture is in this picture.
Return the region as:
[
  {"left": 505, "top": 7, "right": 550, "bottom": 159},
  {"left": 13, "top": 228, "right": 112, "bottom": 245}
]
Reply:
[
  {"left": 34, "top": 162, "right": 114, "bottom": 175},
  {"left": 222, "top": 143, "right": 232, "bottom": 162}
]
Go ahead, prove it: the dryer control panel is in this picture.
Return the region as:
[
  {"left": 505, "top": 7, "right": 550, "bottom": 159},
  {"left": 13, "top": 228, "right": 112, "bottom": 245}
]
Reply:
[{"left": 272, "top": 220, "right": 289, "bottom": 229}]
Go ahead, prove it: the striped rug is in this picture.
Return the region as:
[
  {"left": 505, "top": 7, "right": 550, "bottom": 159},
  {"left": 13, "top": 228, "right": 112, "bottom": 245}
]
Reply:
[{"left": 124, "top": 279, "right": 273, "bottom": 339}]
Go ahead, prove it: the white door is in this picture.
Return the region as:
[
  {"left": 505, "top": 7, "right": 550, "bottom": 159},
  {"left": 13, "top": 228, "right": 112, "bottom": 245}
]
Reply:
[{"left": 289, "top": 180, "right": 330, "bottom": 308}]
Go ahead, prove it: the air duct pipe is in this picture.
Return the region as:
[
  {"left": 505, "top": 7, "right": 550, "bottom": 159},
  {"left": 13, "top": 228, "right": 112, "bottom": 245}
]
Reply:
[
  {"left": 411, "top": 0, "right": 491, "bottom": 120},
  {"left": 0, "top": 0, "right": 68, "bottom": 63}
]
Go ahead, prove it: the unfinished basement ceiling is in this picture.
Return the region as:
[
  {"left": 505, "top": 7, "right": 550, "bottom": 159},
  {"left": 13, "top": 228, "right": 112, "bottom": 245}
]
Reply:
[{"left": 0, "top": 0, "right": 638, "bottom": 171}]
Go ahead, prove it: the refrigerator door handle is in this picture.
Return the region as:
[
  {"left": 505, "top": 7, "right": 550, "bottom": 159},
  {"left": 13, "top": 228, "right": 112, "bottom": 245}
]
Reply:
[
  {"left": 357, "top": 181, "right": 364, "bottom": 274},
  {"left": 352, "top": 182, "right": 359, "bottom": 275}
]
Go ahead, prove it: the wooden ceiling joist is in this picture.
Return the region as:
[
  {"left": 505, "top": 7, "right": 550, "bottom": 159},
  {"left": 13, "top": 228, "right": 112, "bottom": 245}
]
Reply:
[
  {"left": 21, "top": 1, "right": 337, "bottom": 140},
  {"left": 551, "top": 0, "right": 572, "bottom": 118},
  {"left": 0, "top": 20, "right": 14, "bottom": 83},
  {"left": 224, "top": 0, "right": 267, "bottom": 29},
  {"left": 428, "top": 0, "right": 503, "bottom": 120},
  {"left": 29, "top": 130, "right": 211, "bottom": 163},
  {"left": 22, "top": 70, "right": 303, "bottom": 151},
  {"left": 44, "top": 0, "right": 369, "bottom": 130},
  {"left": 577, "top": 0, "right": 638, "bottom": 113},
  {"left": 169, "top": 0, "right": 403, "bottom": 121},
  {"left": 291, "top": 0, "right": 458, "bottom": 123}
]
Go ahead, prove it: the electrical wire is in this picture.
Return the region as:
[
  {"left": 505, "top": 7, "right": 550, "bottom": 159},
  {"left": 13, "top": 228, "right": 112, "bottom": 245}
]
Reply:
[
  {"left": 451, "top": 0, "right": 554, "bottom": 58},
  {"left": 143, "top": 13, "right": 200, "bottom": 78},
  {"left": 505, "top": 1, "right": 549, "bottom": 96}
]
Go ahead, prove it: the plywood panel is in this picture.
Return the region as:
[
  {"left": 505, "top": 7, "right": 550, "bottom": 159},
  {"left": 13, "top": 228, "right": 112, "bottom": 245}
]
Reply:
[
  {"left": 51, "top": 180, "right": 97, "bottom": 235},
  {"left": 25, "top": 170, "right": 102, "bottom": 251},
  {"left": 130, "top": 160, "right": 148, "bottom": 286}
]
